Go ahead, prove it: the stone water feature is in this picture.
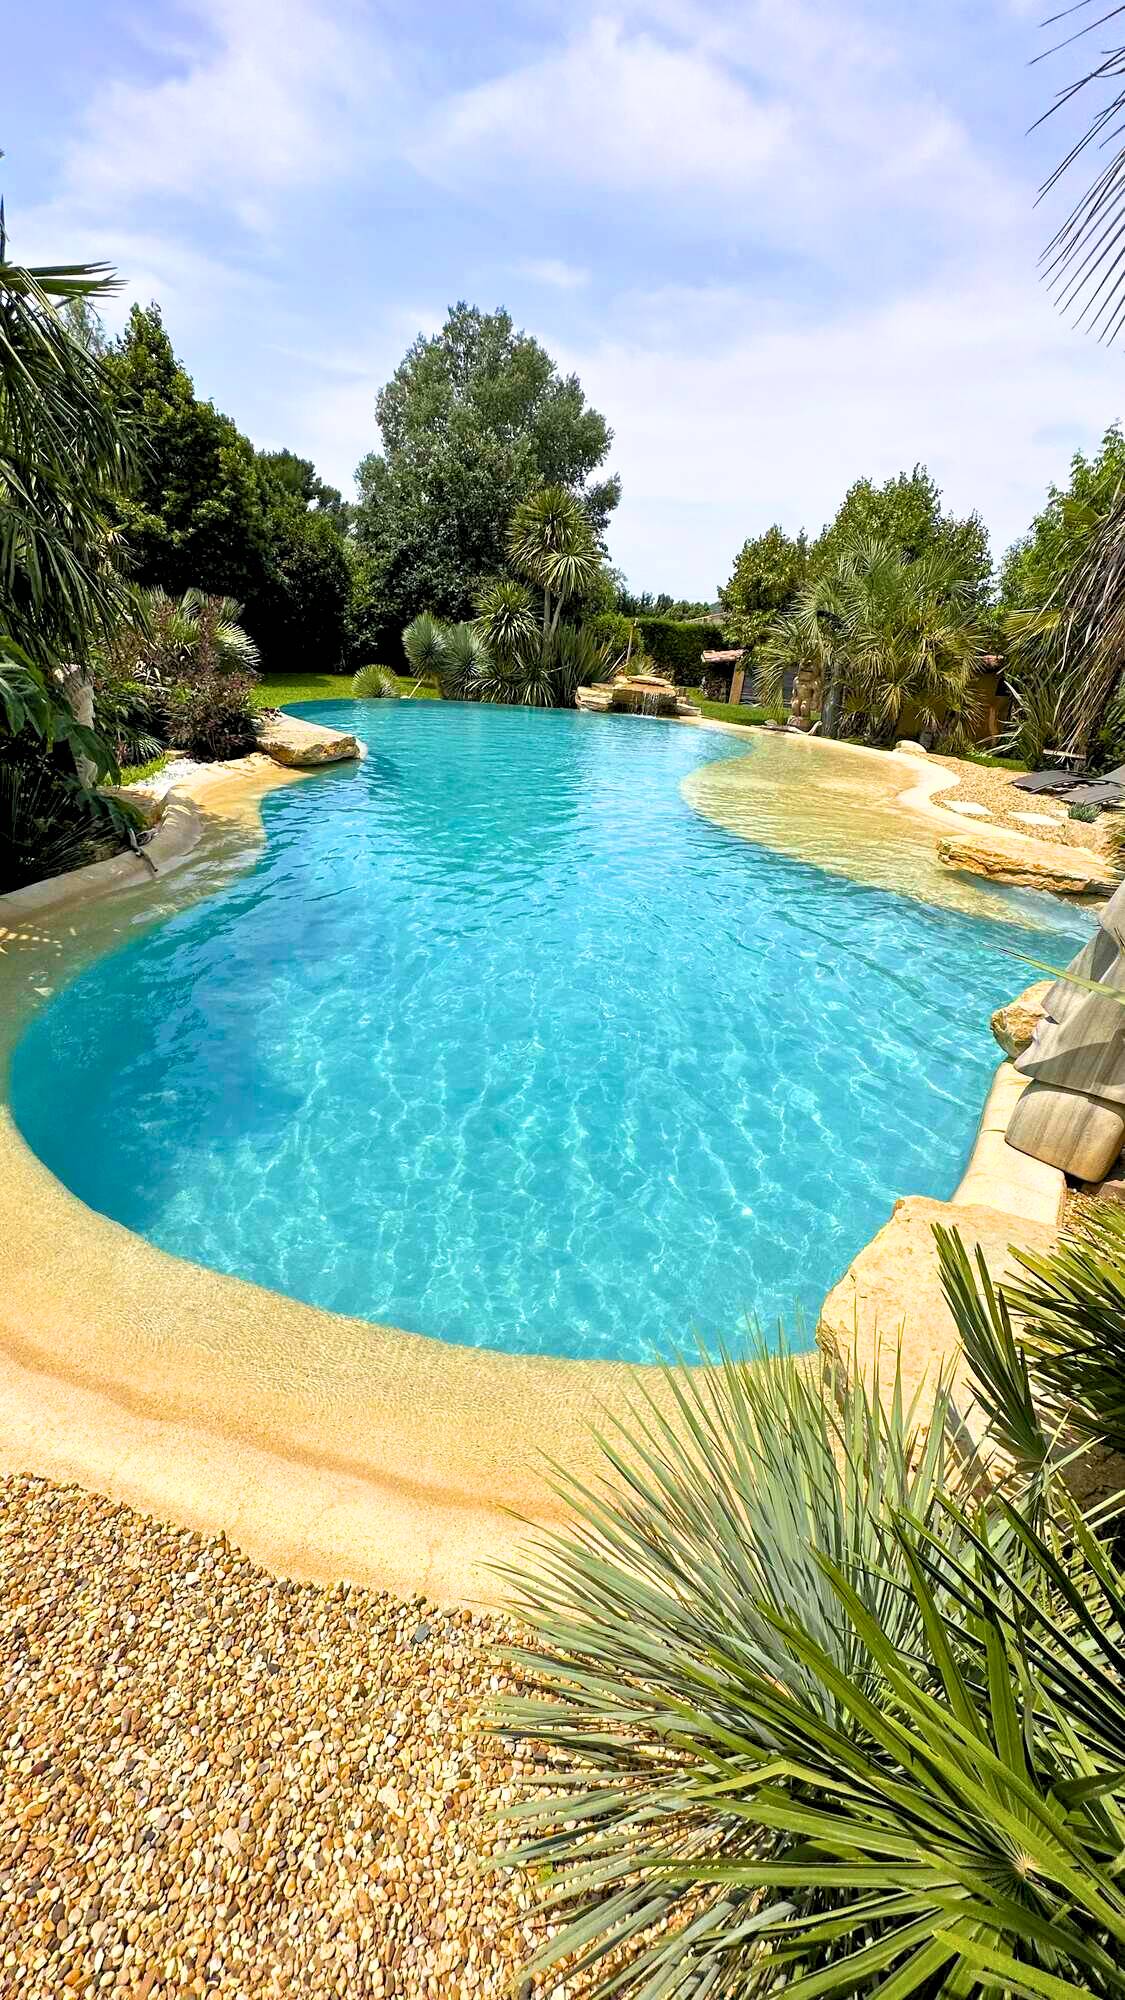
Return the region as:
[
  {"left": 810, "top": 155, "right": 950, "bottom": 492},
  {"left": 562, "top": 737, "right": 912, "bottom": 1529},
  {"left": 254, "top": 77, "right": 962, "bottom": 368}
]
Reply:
[{"left": 576, "top": 673, "right": 700, "bottom": 718}]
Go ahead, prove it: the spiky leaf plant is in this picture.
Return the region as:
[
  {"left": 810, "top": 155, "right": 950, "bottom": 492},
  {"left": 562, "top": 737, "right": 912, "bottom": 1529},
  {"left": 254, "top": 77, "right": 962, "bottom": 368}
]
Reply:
[
  {"left": 437, "top": 620, "right": 490, "bottom": 699},
  {"left": 351, "top": 662, "right": 400, "bottom": 699},
  {"left": 544, "top": 621, "right": 620, "bottom": 706},
  {"left": 506, "top": 484, "right": 602, "bottom": 644},
  {"left": 472, "top": 577, "right": 538, "bottom": 670},
  {"left": 499, "top": 1337, "right": 1125, "bottom": 1996},
  {"left": 937, "top": 1207, "right": 1125, "bottom": 1471},
  {"left": 401, "top": 610, "right": 449, "bottom": 694},
  {"left": 499, "top": 1348, "right": 997, "bottom": 1996}
]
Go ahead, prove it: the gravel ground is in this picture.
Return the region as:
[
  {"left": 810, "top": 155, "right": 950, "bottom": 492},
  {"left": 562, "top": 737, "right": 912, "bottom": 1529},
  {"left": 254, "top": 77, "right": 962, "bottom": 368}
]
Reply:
[
  {"left": 930, "top": 754, "right": 1117, "bottom": 853},
  {"left": 0, "top": 1476, "right": 549, "bottom": 2000}
]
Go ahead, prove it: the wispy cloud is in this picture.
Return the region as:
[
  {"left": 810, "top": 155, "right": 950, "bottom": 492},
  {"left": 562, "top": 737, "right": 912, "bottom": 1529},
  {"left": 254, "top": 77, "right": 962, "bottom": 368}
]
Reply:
[
  {"left": 412, "top": 17, "right": 789, "bottom": 205},
  {"left": 56, "top": 0, "right": 391, "bottom": 233},
  {"left": 518, "top": 258, "right": 591, "bottom": 290}
]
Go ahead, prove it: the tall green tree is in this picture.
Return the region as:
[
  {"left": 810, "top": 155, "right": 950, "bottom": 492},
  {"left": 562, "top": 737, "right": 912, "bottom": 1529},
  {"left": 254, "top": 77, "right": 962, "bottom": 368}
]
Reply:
[
  {"left": 720, "top": 524, "right": 810, "bottom": 652},
  {"left": 814, "top": 466, "right": 993, "bottom": 604},
  {"left": 999, "top": 429, "right": 1125, "bottom": 765},
  {"left": 353, "top": 304, "right": 619, "bottom": 652},
  {"left": 1000, "top": 426, "right": 1125, "bottom": 615},
  {"left": 103, "top": 305, "right": 269, "bottom": 608},
  {"left": 101, "top": 307, "right": 352, "bottom": 671}
]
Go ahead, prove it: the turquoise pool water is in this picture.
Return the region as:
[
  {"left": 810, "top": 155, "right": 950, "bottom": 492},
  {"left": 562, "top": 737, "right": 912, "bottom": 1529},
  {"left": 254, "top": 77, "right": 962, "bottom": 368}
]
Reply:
[{"left": 10, "top": 704, "right": 1089, "bottom": 1362}]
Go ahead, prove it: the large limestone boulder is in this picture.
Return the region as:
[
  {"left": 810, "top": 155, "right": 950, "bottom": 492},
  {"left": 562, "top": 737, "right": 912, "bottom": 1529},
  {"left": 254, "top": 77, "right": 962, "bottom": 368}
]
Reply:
[
  {"left": 990, "top": 981, "right": 1051, "bottom": 1059},
  {"left": 818, "top": 1195, "right": 1057, "bottom": 1398},
  {"left": 937, "top": 831, "right": 1114, "bottom": 897},
  {"left": 255, "top": 712, "right": 362, "bottom": 768}
]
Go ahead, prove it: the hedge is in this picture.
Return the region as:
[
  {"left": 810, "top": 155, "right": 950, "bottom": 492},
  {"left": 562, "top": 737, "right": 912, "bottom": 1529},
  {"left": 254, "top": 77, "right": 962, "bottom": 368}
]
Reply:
[{"left": 589, "top": 615, "right": 727, "bottom": 681}]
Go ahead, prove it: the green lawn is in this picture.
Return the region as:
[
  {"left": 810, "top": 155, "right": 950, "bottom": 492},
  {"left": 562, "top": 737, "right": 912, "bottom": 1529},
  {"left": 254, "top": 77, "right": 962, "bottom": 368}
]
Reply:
[
  {"left": 686, "top": 689, "right": 782, "bottom": 728},
  {"left": 253, "top": 671, "right": 437, "bottom": 707}
]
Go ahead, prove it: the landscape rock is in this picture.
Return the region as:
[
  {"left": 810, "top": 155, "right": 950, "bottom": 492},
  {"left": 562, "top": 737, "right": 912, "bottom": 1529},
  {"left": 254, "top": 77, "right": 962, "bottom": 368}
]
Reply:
[
  {"left": 818, "top": 1194, "right": 1057, "bottom": 1394},
  {"left": 254, "top": 712, "right": 362, "bottom": 768},
  {"left": 937, "top": 830, "right": 1115, "bottom": 897},
  {"left": 990, "top": 981, "right": 1051, "bottom": 1059}
]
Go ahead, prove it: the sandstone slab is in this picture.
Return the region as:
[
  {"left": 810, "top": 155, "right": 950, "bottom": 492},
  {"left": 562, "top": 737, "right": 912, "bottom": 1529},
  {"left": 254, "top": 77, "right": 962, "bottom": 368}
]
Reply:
[
  {"left": 818, "top": 1194, "right": 1057, "bottom": 1398},
  {"left": 255, "top": 712, "right": 361, "bottom": 768},
  {"left": 937, "top": 830, "right": 1114, "bottom": 897},
  {"left": 1006, "top": 1080, "right": 1125, "bottom": 1182},
  {"left": 990, "top": 981, "right": 1051, "bottom": 1059}
]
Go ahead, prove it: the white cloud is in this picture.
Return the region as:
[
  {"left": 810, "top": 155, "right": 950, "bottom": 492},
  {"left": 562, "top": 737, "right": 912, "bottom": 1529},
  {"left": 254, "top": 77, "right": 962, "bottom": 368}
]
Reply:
[
  {"left": 518, "top": 259, "right": 591, "bottom": 290},
  {"left": 559, "top": 268, "right": 1125, "bottom": 595},
  {"left": 413, "top": 16, "right": 789, "bottom": 202},
  {"left": 56, "top": 0, "right": 390, "bottom": 232}
]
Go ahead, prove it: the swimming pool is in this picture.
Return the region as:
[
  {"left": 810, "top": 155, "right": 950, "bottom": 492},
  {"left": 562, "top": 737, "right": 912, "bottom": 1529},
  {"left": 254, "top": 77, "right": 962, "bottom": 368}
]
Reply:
[{"left": 9, "top": 703, "right": 1089, "bottom": 1362}]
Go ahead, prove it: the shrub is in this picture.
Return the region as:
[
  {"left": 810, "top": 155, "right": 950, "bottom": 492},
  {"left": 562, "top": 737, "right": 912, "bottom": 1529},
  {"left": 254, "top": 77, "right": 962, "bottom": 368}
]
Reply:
[
  {"left": 499, "top": 1222, "right": 1125, "bottom": 1996},
  {"left": 632, "top": 615, "right": 725, "bottom": 681},
  {"left": 1069, "top": 800, "right": 1101, "bottom": 822},
  {"left": 351, "top": 663, "right": 400, "bottom": 699},
  {"left": 160, "top": 669, "right": 257, "bottom": 761}
]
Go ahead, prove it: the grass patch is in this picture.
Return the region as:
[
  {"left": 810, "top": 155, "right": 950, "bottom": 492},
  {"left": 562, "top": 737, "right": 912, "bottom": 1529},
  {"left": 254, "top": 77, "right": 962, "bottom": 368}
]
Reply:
[
  {"left": 963, "top": 747, "right": 1029, "bottom": 772},
  {"left": 686, "top": 689, "right": 782, "bottom": 728},
  {"left": 253, "top": 672, "right": 438, "bottom": 707},
  {"left": 118, "top": 753, "right": 169, "bottom": 785}
]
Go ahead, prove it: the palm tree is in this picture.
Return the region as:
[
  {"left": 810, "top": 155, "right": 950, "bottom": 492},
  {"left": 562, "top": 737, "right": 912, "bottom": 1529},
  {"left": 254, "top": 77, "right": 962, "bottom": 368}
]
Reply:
[
  {"left": 506, "top": 484, "right": 602, "bottom": 648},
  {"left": 1023, "top": 10, "right": 1125, "bottom": 761},
  {"left": 759, "top": 538, "right": 983, "bottom": 746},
  {"left": 0, "top": 208, "right": 133, "bottom": 773}
]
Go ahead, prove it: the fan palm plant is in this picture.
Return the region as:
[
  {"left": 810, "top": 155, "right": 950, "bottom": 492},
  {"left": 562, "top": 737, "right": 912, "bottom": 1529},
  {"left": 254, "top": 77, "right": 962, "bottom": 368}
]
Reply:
[
  {"left": 1, "top": 217, "right": 133, "bottom": 775},
  {"left": 506, "top": 484, "right": 603, "bottom": 648},
  {"left": 758, "top": 539, "right": 983, "bottom": 746},
  {"left": 499, "top": 1207, "right": 1125, "bottom": 1996}
]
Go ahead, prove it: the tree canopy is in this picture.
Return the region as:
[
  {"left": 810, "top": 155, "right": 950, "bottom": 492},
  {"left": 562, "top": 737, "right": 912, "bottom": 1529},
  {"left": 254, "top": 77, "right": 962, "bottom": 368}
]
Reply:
[
  {"left": 101, "top": 306, "right": 351, "bottom": 671},
  {"left": 1000, "top": 424, "right": 1125, "bottom": 612},
  {"left": 720, "top": 524, "right": 810, "bottom": 651},
  {"left": 353, "top": 304, "right": 619, "bottom": 655},
  {"left": 814, "top": 467, "right": 992, "bottom": 603}
]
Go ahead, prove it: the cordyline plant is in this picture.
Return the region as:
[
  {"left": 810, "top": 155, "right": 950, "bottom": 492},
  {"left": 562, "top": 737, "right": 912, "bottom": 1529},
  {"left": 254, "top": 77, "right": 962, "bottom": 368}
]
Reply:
[{"left": 494, "top": 1215, "right": 1125, "bottom": 1997}]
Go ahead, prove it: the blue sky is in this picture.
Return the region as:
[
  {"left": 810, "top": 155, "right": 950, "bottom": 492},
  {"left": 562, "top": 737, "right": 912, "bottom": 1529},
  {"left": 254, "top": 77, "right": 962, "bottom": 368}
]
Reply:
[{"left": 6, "top": 0, "right": 1125, "bottom": 596}]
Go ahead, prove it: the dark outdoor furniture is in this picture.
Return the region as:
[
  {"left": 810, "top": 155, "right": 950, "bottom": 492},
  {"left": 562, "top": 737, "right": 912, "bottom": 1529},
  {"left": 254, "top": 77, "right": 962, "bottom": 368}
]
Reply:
[
  {"left": 1060, "top": 781, "right": 1125, "bottom": 807},
  {"left": 1012, "top": 769, "right": 1086, "bottom": 794}
]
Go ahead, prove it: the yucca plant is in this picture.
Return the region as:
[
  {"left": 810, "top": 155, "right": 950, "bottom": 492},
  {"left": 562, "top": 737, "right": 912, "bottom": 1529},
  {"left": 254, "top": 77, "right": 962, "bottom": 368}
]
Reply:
[
  {"left": 402, "top": 610, "right": 449, "bottom": 696},
  {"left": 544, "top": 620, "right": 620, "bottom": 706},
  {"left": 506, "top": 483, "right": 603, "bottom": 647},
  {"left": 437, "top": 620, "right": 491, "bottom": 699},
  {"left": 351, "top": 662, "right": 400, "bottom": 699},
  {"left": 498, "top": 1348, "right": 1006, "bottom": 1996},
  {"left": 472, "top": 577, "right": 538, "bottom": 670}
]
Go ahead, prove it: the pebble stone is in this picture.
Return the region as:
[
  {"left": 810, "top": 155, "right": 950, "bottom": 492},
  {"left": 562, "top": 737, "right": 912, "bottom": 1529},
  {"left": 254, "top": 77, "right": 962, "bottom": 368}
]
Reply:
[{"left": 0, "top": 1475, "right": 565, "bottom": 1999}]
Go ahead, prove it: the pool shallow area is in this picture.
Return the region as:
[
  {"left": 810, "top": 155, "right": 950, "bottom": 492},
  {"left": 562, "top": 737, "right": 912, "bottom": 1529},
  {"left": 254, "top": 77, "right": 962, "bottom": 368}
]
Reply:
[{"left": 10, "top": 703, "right": 1089, "bottom": 1364}]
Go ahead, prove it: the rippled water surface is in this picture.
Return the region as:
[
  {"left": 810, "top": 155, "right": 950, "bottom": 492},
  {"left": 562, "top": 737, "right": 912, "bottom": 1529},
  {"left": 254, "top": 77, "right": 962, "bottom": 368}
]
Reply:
[{"left": 10, "top": 704, "right": 1090, "bottom": 1360}]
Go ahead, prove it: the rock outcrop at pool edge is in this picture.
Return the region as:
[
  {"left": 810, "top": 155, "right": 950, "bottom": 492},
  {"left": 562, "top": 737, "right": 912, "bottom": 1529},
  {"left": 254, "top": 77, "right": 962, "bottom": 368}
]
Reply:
[
  {"left": 255, "top": 712, "right": 363, "bottom": 768},
  {"left": 936, "top": 830, "right": 1115, "bottom": 897},
  {"left": 991, "top": 981, "right": 1051, "bottom": 1059}
]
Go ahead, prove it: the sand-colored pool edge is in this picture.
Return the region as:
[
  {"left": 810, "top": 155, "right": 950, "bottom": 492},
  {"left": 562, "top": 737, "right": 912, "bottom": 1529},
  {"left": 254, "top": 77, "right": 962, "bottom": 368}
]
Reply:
[{"left": 0, "top": 728, "right": 1066, "bottom": 1606}]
